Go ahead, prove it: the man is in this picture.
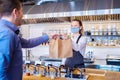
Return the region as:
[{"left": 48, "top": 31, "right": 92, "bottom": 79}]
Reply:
[{"left": 0, "top": 0, "right": 49, "bottom": 80}]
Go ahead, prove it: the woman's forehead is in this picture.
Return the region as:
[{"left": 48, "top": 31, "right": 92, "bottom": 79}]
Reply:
[{"left": 71, "top": 21, "right": 79, "bottom": 25}]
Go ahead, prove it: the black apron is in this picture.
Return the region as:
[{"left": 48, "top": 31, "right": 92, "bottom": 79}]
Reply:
[{"left": 65, "top": 34, "right": 84, "bottom": 68}]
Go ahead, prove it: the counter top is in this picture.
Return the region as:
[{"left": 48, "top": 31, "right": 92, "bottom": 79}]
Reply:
[{"left": 23, "top": 76, "right": 86, "bottom": 80}]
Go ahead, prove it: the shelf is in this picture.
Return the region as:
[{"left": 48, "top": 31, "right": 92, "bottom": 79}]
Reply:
[
  {"left": 87, "top": 45, "right": 120, "bottom": 48},
  {"left": 88, "top": 35, "right": 120, "bottom": 37}
]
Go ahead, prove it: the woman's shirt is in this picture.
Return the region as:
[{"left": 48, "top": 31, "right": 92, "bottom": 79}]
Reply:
[{"left": 71, "top": 34, "right": 87, "bottom": 56}]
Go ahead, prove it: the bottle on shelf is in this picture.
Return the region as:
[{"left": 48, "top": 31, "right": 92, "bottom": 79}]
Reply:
[
  {"left": 103, "top": 28, "right": 108, "bottom": 36},
  {"left": 107, "top": 24, "right": 112, "bottom": 35},
  {"left": 112, "top": 24, "right": 117, "bottom": 35},
  {"left": 91, "top": 26, "right": 95, "bottom": 35},
  {"left": 99, "top": 24, "right": 103, "bottom": 35}
]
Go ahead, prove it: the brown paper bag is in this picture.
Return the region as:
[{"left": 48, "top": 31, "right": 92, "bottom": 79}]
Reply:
[{"left": 49, "top": 39, "right": 73, "bottom": 58}]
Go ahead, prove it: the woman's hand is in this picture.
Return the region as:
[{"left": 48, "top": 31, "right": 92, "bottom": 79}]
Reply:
[
  {"left": 49, "top": 34, "right": 69, "bottom": 40},
  {"left": 62, "top": 33, "right": 69, "bottom": 40},
  {"left": 51, "top": 34, "right": 60, "bottom": 40}
]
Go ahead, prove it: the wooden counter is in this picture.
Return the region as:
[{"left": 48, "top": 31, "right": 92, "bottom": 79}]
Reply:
[
  {"left": 23, "top": 76, "right": 68, "bottom": 80},
  {"left": 23, "top": 75, "right": 86, "bottom": 80},
  {"left": 23, "top": 74, "right": 105, "bottom": 80}
]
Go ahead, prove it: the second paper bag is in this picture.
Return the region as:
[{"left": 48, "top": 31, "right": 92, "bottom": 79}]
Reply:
[{"left": 49, "top": 39, "right": 73, "bottom": 58}]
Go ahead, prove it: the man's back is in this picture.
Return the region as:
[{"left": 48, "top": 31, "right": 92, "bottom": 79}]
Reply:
[{"left": 0, "top": 19, "right": 23, "bottom": 80}]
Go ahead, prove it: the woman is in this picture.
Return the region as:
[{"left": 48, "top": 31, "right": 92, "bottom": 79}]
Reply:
[{"left": 62, "top": 19, "right": 87, "bottom": 68}]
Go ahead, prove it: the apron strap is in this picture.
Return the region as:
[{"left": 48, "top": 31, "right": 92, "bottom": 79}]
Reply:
[{"left": 76, "top": 34, "right": 82, "bottom": 44}]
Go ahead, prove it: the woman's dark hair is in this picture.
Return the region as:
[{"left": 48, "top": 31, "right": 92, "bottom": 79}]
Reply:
[
  {"left": 72, "top": 19, "right": 84, "bottom": 35},
  {"left": 72, "top": 19, "right": 83, "bottom": 26},
  {"left": 0, "top": 0, "right": 21, "bottom": 16}
]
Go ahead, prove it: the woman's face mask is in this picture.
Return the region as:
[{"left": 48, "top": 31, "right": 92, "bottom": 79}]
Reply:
[{"left": 71, "top": 27, "right": 80, "bottom": 33}]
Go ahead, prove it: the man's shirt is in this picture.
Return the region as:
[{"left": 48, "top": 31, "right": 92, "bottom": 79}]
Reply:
[{"left": 0, "top": 19, "right": 49, "bottom": 80}]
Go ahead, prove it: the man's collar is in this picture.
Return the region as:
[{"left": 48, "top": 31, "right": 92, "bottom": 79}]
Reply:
[{"left": 0, "top": 19, "right": 20, "bottom": 35}]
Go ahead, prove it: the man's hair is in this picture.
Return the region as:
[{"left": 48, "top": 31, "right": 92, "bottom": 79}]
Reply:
[{"left": 0, "top": 0, "right": 21, "bottom": 16}]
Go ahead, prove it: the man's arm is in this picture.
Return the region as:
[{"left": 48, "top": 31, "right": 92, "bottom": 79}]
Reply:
[{"left": 20, "top": 35, "right": 49, "bottom": 48}]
